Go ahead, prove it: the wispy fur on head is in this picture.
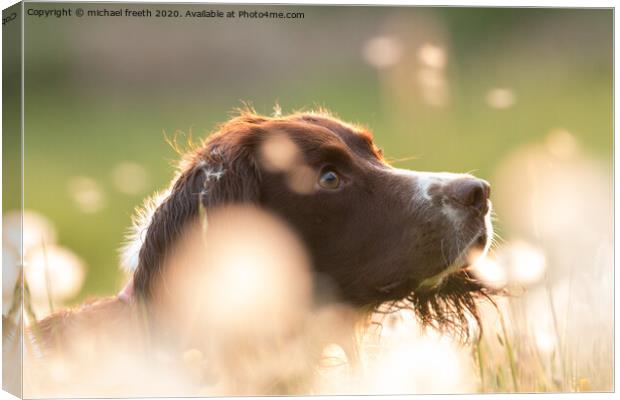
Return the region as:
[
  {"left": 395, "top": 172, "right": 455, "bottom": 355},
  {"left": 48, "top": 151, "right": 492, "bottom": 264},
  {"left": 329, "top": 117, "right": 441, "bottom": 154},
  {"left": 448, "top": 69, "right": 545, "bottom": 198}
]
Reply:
[{"left": 120, "top": 190, "right": 170, "bottom": 273}]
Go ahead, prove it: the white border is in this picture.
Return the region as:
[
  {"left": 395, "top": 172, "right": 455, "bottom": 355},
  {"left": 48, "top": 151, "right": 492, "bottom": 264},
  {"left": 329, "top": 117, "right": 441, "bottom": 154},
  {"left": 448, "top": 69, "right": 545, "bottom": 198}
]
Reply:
[
  {"left": 1, "top": 0, "right": 617, "bottom": 6},
  {"left": 0, "top": 2, "right": 616, "bottom": 400}
]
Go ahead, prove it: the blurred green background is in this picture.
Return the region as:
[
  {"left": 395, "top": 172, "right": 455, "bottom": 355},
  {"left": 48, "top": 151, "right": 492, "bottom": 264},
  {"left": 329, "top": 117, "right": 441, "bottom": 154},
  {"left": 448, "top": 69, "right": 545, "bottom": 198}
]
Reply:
[{"left": 9, "top": 4, "right": 612, "bottom": 302}]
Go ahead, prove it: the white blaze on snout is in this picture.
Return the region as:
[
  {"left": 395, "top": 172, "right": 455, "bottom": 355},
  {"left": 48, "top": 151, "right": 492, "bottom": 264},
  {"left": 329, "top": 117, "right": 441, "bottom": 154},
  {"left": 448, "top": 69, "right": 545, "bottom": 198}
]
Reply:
[
  {"left": 393, "top": 168, "right": 469, "bottom": 201},
  {"left": 393, "top": 168, "right": 473, "bottom": 224}
]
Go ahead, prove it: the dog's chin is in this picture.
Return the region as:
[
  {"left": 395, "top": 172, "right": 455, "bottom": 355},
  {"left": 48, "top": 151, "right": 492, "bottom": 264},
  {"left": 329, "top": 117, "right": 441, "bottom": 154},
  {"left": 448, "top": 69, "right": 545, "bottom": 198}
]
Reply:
[
  {"left": 383, "top": 229, "right": 495, "bottom": 339},
  {"left": 374, "top": 228, "right": 491, "bottom": 299},
  {"left": 416, "top": 229, "right": 491, "bottom": 293}
]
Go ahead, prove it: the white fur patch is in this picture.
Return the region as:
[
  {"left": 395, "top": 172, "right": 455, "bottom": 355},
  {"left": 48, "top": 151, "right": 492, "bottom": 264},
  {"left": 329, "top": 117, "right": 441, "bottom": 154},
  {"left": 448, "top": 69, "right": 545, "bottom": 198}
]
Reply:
[
  {"left": 392, "top": 168, "right": 468, "bottom": 203},
  {"left": 441, "top": 203, "right": 463, "bottom": 227},
  {"left": 119, "top": 190, "right": 170, "bottom": 272}
]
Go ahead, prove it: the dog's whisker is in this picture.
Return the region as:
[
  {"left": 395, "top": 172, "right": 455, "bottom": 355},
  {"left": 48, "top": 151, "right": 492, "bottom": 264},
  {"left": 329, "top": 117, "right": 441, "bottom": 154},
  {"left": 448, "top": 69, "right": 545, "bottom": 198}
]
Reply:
[{"left": 384, "top": 155, "right": 420, "bottom": 164}]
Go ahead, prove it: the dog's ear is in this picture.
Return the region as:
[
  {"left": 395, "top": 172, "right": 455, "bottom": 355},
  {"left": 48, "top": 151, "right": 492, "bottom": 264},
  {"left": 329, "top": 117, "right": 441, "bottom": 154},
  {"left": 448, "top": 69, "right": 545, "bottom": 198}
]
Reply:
[
  {"left": 132, "top": 132, "right": 262, "bottom": 299},
  {"left": 199, "top": 135, "right": 262, "bottom": 208}
]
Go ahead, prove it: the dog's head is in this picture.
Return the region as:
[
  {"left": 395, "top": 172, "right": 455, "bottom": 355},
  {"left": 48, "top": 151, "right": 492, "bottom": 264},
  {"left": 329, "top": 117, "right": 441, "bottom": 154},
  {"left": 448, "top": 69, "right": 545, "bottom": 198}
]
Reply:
[{"left": 124, "top": 110, "right": 494, "bottom": 334}]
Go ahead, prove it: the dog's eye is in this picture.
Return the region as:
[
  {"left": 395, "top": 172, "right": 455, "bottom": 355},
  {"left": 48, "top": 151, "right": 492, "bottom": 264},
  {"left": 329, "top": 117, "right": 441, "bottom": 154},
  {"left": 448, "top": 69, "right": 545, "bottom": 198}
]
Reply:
[{"left": 318, "top": 170, "right": 341, "bottom": 190}]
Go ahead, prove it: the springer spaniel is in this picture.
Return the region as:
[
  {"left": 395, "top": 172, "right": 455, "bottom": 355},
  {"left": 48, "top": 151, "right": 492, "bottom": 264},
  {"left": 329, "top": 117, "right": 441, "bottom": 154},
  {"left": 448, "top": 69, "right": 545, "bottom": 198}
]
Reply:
[{"left": 28, "top": 109, "right": 494, "bottom": 394}]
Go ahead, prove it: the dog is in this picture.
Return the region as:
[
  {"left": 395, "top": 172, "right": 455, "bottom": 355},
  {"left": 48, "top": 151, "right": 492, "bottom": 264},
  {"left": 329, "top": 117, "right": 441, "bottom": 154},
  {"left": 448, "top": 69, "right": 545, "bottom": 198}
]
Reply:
[{"left": 27, "top": 109, "right": 494, "bottom": 394}]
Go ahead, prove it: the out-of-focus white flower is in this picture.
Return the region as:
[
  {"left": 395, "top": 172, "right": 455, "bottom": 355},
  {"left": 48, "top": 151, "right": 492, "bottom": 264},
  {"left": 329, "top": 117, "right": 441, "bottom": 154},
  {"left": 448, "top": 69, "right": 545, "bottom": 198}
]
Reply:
[
  {"left": 412, "top": 42, "right": 449, "bottom": 107},
  {"left": 286, "top": 164, "right": 316, "bottom": 195},
  {"left": 496, "top": 240, "right": 547, "bottom": 286},
  {"left": 470, "top": 256, "right": 508, "bottom": 289},
  {"left": 486, "top": 88, "right": 516, "bottom": 109},
  {"left": 416, "top": 67, "right": 444, "bottom": 88},
  {"left": 534, "top": 327, "right": 556, "bottom": 355},
  {"left": 3, "top": 210, "right": 58, "bottom": 254},
  {"left": 2, "top": 246, "right": 20, "bottom": 314},
  {"left": 494, "top": 136, "right": 610, "bottom": 241},
  {"left": 415, "top": 68, "right": 449, "bottom": 107},
  {"left": 258, "top": 133, "right": 316, "bottom": 195},
  {"left": 3, "top": 210, "right": 59, "bottom": 313},
  {"left": 259, "top": 132, "right": 300, "bottom": 173},
  {"left": 545, "top": 128, "right": 579, "bottom": 159},
  {"left": 25, "top": 245, "right": 86, "bottom": 302},
  {"left": 418, "top": 44, "right": 446, "bottom": 69},
  {"left": 365, "top": 333, "right": 474, "bottom": 394},
  {"left": 362, "top": 36, "right": 403, "bottom": 69},
  {"left": 68, "top": 176, "right": 106, "bottom": 213},
  {"left": 158, "top": 205, "right": 313, "bottom": 344},
  {"left": 317, "top": 308, "right": 474, "bottom": 394},
  {"left": 112, "top": 162, "right": 149, "bottom": 195}
]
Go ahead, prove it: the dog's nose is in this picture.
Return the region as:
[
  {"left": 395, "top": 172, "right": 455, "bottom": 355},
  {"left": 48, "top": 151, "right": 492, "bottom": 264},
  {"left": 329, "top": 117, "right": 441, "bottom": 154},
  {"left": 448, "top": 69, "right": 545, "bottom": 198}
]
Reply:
[{"left": 446, "top": 178, "right": 490, "bottom": 214}]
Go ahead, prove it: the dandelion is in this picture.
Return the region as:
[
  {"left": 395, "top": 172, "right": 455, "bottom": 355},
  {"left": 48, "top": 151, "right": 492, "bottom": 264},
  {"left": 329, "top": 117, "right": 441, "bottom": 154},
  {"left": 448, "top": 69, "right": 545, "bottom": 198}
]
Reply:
[
  {"left": 259, "top": 132, "right": 300, "bottom": 173},
  {"left": 67, "top": 176, "right": 106, "bottom": 213},
  {"left": 3, "top": 210, "right": 58, "bottom": 314},
  {"left": 470, "top": 254, "right": 507, "bottom": 289},
  {"left": 545, "top": 128, "right": 579, "bottom": 159},
  {"left": 366, "top": 333, "right": 474, "bottom": 394},
  {"left": 362, "top": 36, "right": 403, "bottom": 69},
  {"left": 418, "top": 43, "right": 447, "bottom": 69},
  {"left": 496, "top": 240, "right": 547, "bottom": 286},
  {"left": 111, "top": 162, "right": 149, "bottom": 195},
  {"left": 416, "top": 67, "right": 444, "bottom": 88},
  {"left": 534, "top": 327, "right": 556, "bottom": 355},
  {"left": 258, "top": 133, "right": 315, "bottom": 194},
  {"left": 24, "top": 245, "right": 85, "bottom": 303},
  {"left": 2, "top": 247, "right": 20, "bottom": 314},
  {"left": 3, "top": 209, "right": 57, "bottom": 254},
  {"left": 486, "top": 88, "right": 516, "bottom": 109}
]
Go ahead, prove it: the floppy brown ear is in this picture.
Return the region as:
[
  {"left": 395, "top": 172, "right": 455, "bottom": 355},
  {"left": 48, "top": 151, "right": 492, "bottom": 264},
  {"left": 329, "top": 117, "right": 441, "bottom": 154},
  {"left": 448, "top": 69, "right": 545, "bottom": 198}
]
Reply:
[
  {"left": 199, "top": 135, "right": 262, "bottom": 208},
  {"left": 132, "top": 134, "right": 261, "bottom": 299}
]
